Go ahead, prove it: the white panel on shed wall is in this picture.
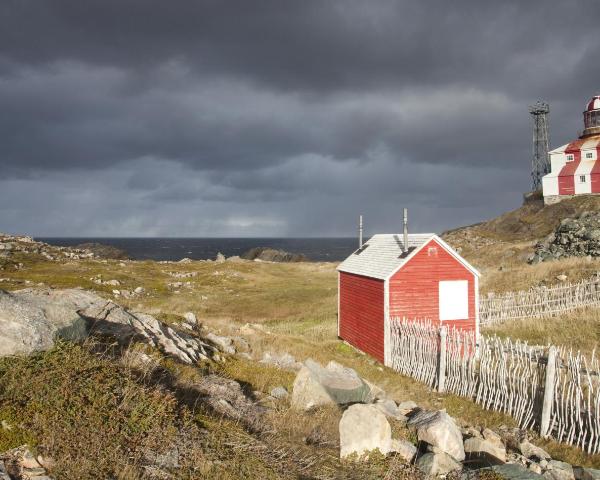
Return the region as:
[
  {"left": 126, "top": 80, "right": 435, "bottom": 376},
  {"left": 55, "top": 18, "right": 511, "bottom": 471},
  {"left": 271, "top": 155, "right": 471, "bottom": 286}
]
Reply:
[{"left": 439, "top": 280, "right": 468, "bottom": 321}]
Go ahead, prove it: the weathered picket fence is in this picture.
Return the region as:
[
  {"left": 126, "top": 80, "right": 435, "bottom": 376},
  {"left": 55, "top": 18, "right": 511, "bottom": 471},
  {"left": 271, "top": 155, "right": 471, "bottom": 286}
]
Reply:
[
  {"left": 479, "top": 276, "right": 600, "bottom": 324},
  {"left": 389, "top": 318, "right": 600, "bottom": 453}
]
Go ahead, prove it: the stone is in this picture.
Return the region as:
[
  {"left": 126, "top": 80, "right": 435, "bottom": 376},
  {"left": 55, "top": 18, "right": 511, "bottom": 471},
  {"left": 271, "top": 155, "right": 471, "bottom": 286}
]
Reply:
[
  {"left": 270, "top": 386, "right": 288, "bottom": 399},
  {"left": 21, "top": 449, "right": 42, "bottom": 469},
  {"left": 134, "top": 286, "right": 145, "bottom": 294},
  {"left": 397, "top": 400, "right": 418, "bottom": 416},
  {"left": 519, "top": 441, "right": 552, "bottom": 461},
  {"left": 576, "top": 467, "right": 600, "bottom": 480},
  {"left": 205, "top": 332, "right": 235, "bottom": 354},
  {"left": 364, "top": 380, "right": 387, "bottom": 402},
  {"left": 389, "top": 438, "right": 417, "bottom": 462},
  {"left": 105, "top": 279, "right": 121, "bottom": 286},
  {"left": 416, "top": 452, "right": 462, "bottom": 476},
  {"left": 0, "top": 461, "right": 9, "bottom": 480},
  {"left": 464, "top": 436, "right": 506, "bottom": 464},
  {"left": 407, "top": 409, "right": 465, "bottom": 461},
  {"left": 374, "top": 399, "right": 406, "bottom": 421},
  {"left": 183, "top": 312, "right": 197, "bottom": 324},
  {"left": 0, "top": 287, "right": 217, "bottom": 363},
  {"left": 260, "top": 351, "right": 302, "bottom": 370},
  {"left": 215, "top": 252, "right": 226, "bottom": 263},
  {"left": 291, "top": 359, "right": 371, "bottom": 410},
  {"left": 544, "top": 460, "right": 574, "bottom": 480},
  {"left": 339, "top": 404, "right": 392, "bottom": 459},
  {"left": 491, "top": 463, "right": 545, "bottom": 479},
  {"left": 556, "top": 274, "right": 568, "bottom": 282}
]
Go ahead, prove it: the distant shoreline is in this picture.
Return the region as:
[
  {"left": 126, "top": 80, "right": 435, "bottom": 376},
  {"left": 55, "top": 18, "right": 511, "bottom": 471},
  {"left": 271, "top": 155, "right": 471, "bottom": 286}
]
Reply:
[{"left": 37, "top": 237, "right": 358, "bottom": 263}]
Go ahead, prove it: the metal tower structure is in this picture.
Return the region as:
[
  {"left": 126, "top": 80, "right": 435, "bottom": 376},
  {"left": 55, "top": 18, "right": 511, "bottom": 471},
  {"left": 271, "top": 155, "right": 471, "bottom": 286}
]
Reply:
[{"left": 529, "top": 101, "right": 550, "bottom": 191}]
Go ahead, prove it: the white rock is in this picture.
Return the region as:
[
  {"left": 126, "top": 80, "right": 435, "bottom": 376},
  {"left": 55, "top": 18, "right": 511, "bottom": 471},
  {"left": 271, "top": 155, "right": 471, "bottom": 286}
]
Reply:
[
  {"left": 397, "top": 400, "right": 418, "bottom": 415},
  {"left": 408, "top": 409, "right": 465, "bottom": 461},
  {"left": 184, "top": 312, "right": 197, "bottom": 324},
  {"left": 464, "top": 435, "right": 506, "bottom": 463},
  {"left": 205, "top": 332, "right": 235, "bottom": 354},
  {"left": 134, "top": 286, "right": 145, "bottom": 294},
  {"left": 339, "top": 404, "right": 392, "bottom": 459},
  {"left": 374, "top": 399, "right": 405, "bottom": 420}
]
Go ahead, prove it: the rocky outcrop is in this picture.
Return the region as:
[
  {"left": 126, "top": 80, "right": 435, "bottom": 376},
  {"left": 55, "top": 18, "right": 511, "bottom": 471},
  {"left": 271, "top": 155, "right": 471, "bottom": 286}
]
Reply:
[
  {"left": 241, "top": 247, "right": 307, "bottom": 263},
  {"left": 0, "top": 288, "right": 228, "bottom": 364},
  {"left": 73, "top": 242, "right": 129, "bottom": 260},
  {"left": 529, "top": 212, "right": 600, "bottom": 263},
  {"left": 291, "top": 359, "right": 371, "bottom": 410}
]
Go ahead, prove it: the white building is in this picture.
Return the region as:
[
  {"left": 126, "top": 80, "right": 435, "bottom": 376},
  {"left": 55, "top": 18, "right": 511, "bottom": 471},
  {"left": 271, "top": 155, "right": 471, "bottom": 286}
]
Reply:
[{"left": 542, "top": 95, "right": 600, "bottom": 204}]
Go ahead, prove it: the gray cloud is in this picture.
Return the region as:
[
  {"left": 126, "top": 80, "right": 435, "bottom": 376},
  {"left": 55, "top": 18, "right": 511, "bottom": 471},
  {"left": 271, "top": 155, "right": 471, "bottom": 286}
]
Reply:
[{"left": 0, "top": 0, "right": 598, "bottom": 236}]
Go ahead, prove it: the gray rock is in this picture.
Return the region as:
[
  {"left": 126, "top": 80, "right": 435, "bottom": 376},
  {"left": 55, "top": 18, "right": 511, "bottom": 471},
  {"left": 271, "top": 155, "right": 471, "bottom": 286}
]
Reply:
[
  {"left": 134, "top": 286, "right": 145, "bottom": 294},
  {"left": 464, "top": 435, "right": 506, "bottom": 464},
  {"left": 291, "top": 359, "right": 371, "bottom": 410},
  {"left": 575, "top": 467, "right": 600, "bottom": 480},
  {"left": 416, "top": 452, "right": 462, "bottom": 476},
  {"left": 0, "top": 460, "right": 9, "bottom": 480},
  {"left": 183, "top": 312, "right": 197, "bottom": 324},
  {"left": 374, "top": 399, "right": 406, "bottom": 421},
  {"left": 205, "top": 332, "right": 235, "bottom": 354},
  {"left": 397, "top": 400, "right": 418, "bottom": 416},
  {"left": 0, "top": 287, "right": 217, "bottom": 364},
  {"left": 270, "top": 386, "right": 288, "bottom": 399},
  {"left": 544, "top": 460, "right": 574, "bottom": 480},
  {"left": 520, "top": 441, "right": 552, "bottom": 461},
  {"left": 339, "top": 403, "right": 392, "bottom": 459},
  {"left": 408, "top": 409, "right": 465, "bottom": 461},
  {"left": 490, "top": 463, "right": 545, "bottom": 479},
  {"left": 260, "top": 351, "right": 302, "bottom": 370},
  {"left": 390, "top": 438, "right": 417, "bottom": 462}
]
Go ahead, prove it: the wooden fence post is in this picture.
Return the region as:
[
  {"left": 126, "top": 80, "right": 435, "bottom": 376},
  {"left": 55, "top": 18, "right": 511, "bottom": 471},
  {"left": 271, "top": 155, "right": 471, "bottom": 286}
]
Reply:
[
  {"left": 540, "top": 346, "right": 557, "bottom": 438},
  {"left": 438, "top": 326, "right": 447, "bottom": 393}
]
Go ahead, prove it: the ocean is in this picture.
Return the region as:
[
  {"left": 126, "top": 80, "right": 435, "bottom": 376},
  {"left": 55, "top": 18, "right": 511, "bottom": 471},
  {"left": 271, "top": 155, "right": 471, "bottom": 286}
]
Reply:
[{"left": 37, "top": 237, "right": 358, "bottom": 262}]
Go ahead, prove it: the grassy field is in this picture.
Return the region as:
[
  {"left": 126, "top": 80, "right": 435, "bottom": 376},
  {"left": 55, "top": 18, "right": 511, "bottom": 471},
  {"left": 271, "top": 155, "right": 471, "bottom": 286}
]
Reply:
[{"left": 3, "top": 236, "right": 600, "bottom": 474}]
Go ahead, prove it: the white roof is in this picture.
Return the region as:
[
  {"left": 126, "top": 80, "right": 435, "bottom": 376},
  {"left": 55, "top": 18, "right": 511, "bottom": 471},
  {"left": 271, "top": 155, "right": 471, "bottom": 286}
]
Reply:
[{"left": 337, "top": 233, "right": 480, "bottom": 280}]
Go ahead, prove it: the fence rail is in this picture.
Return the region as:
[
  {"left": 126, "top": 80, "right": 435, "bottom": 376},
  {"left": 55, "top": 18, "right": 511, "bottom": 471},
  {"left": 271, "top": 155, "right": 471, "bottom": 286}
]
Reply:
[
  {"left": 479, "top": 277, "right": 600, "bottom": 324},
  {"left": 389, "top": 318, "right": 600, "bottom": 454}
]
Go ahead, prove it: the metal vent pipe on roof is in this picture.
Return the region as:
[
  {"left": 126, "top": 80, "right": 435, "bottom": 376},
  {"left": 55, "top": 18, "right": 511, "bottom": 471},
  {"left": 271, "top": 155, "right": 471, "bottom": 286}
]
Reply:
[
  {"left": 358, "top": 215, "right": 363, "bottom": 248},
  {"left": 403, "top": 208, "right": 408, "bottom": 252}
]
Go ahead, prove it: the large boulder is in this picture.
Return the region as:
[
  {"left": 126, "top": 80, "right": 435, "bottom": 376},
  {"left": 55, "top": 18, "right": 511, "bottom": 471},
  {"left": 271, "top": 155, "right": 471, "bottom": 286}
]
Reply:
[
  {"left": 407, "top": 409, "right": 465, "bottom": 461},
  {"left": 292, "top": 359, "right": 371, "bottom": 410},
  {"left": 339, "top": 404, "right": 392, "bottom": 459},
  {"left": 544, "top": 460, "right": 574, "bottom": 480},
  {"left": 0, "top": 288, "right": 217, "bottom": 364}
]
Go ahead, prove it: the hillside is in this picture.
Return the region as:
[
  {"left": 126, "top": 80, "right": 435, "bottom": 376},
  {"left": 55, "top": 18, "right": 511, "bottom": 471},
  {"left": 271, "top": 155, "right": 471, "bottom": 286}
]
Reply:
[{"left": 442, "top": 194, "right": 600, "bottom": 293}]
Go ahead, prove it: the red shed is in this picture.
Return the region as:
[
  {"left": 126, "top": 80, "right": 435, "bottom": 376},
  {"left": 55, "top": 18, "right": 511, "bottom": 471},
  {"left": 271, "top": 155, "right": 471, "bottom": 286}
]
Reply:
[{"left": 337, "top": 233, "right": 480, "bottom": 366}]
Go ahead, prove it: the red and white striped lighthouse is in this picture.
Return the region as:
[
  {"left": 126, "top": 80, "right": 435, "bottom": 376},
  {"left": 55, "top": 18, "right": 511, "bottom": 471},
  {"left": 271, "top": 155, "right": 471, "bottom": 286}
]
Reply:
[{"left": 542, "top": 95, "right": 600, "bottom": 204}]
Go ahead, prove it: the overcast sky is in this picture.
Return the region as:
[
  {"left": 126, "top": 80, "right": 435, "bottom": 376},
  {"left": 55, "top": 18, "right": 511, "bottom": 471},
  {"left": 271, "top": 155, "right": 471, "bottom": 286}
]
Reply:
[{"left": 1, "top": 1, "right": 598, "bottom": 237}]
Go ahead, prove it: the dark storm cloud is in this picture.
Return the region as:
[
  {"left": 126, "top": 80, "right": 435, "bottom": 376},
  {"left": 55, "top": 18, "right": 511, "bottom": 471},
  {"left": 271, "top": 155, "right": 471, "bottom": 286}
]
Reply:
[{"left": 0, "top": 0, "right": 599, "bottom": 236}]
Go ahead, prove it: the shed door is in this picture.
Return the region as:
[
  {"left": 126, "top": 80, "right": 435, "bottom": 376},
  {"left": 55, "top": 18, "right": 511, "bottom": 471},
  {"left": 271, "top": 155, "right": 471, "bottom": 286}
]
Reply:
[{"left": 439, "top": 280, "right": 469, "bottom": 321}]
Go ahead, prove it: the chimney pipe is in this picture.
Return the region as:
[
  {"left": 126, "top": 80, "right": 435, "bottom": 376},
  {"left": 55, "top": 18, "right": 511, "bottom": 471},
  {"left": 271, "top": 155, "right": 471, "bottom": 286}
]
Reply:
[
  {"left": 358, "top": 215, "right": 363, "bottom": 248},
  {"left": 403, "top": 208, "right": 408, "bottom": 253}
]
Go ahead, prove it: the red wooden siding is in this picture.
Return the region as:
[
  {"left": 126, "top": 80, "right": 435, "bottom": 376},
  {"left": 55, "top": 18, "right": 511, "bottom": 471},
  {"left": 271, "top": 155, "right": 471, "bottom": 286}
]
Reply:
[
  {"left": 558, "top": 140, "right": 583, "bottom": 195},
  {"left": 592, "top": 146, "right": 600, "bottom": 193},
  {"left": 388, "top": 239, "right": 476, "bottom": 331},
  {"left": 339, "top": 272, "right": 385, "bottom": 362}
]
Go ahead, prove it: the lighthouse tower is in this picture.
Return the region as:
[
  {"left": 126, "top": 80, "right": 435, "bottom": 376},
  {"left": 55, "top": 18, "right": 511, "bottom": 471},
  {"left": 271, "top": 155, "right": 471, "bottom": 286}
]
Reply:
[
  {"left": 583, "top": 96, "right": 600, "bottom": 137},
  {"left": 541, "top": 95, "right": 600, "bottom": 204}
]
